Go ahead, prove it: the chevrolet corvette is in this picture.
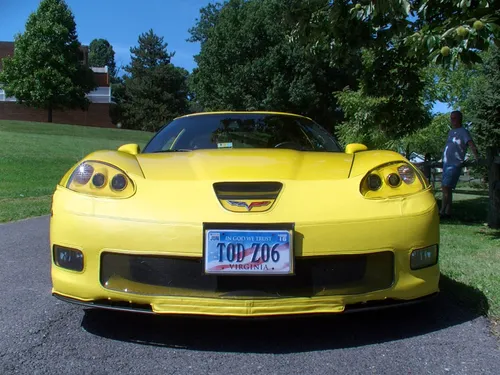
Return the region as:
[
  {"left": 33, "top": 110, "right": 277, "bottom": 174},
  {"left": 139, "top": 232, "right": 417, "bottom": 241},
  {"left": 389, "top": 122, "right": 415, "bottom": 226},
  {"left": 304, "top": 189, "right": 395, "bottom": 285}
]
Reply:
[{"left": 50, "top": 111, "right": 440, "bottom": 317}]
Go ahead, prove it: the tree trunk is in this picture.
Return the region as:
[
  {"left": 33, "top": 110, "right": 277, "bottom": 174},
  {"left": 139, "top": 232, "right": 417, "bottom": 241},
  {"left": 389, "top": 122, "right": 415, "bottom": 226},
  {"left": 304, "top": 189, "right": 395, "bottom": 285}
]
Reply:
[
  {"left": 48, "top": 106, "right": 53, "bottom": 123},
  {"left": 487, "top": 147, "right": 500, "bottom": 229}
]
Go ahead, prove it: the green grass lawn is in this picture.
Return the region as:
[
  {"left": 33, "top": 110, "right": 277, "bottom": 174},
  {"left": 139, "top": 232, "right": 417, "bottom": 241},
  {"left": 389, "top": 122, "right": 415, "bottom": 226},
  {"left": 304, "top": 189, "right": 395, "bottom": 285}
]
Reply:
[
  {"left": 0, "top": 120, "right": 152, "bottom": 222},
  {"left": 1, "top": 120, "right": 499, "bottom": 322},
  {"left": 434, "top": 188, "right": 500, "bottom": 321}
]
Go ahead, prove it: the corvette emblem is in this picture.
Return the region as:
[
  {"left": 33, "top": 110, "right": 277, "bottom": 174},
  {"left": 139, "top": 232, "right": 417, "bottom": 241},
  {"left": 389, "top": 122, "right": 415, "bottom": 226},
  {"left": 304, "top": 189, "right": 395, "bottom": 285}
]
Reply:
[{"left": 227, "top": 200, "right": 272, "bottom": 211}]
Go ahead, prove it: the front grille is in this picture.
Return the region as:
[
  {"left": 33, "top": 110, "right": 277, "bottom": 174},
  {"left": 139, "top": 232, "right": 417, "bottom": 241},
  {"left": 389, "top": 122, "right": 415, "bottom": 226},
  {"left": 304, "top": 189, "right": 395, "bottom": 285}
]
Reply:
[{"left": 100, "top": 251, "right": 394, "bottom": 298}]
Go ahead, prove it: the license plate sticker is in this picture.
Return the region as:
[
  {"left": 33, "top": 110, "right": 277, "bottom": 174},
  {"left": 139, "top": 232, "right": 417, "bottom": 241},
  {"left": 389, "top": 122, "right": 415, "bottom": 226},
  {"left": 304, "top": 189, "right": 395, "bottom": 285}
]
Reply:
[{"left": 204, "top": 229, "right": 293, "bottom": 275}]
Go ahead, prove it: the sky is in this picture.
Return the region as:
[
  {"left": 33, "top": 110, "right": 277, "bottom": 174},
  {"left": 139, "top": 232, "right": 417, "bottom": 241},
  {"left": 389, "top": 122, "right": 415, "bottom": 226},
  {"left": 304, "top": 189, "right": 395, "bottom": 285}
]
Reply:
[
  {"left": 0, "top": 0, "right": 211, "bottom": 72},
  {"left": 0, "top": 0, "right": 450, "bottom": 114}
]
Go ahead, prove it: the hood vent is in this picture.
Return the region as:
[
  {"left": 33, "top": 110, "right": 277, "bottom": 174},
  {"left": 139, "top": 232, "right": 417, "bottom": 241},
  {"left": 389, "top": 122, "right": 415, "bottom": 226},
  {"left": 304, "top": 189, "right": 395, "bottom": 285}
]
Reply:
[
  {"left": 213, "top": 182, "right": 283, "bottom": 199},
  {"left": 213, "top": 182, "right": 283, "bottom": 213}
]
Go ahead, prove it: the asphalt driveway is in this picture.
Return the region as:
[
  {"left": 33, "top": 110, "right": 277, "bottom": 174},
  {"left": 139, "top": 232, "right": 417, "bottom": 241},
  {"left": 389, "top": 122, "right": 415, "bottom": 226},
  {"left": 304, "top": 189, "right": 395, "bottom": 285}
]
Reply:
[{"left": 0, "top": 216, "right": 498, "bottom": 374}]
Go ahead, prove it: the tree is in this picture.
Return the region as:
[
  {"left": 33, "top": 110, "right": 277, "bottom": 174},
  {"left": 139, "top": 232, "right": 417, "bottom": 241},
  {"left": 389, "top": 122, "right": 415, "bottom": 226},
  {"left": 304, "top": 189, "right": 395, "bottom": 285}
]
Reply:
[
  {"left": 403, "top": 114, "right": 451, "bottom": 160},
  {"left": 420, "top": 45, "right": 499, "bottom": 155},
  {"left": 293, "top": 1, "right": 500, "bottom": 68},
  {"left": 399, "top": 0, "right": 500, "bottom": 67},
  {"left": 118, "top": 30, "right": 189, "bottom": 131},
  {"left": 465, "top": 46, "right": 500, "bottom": 152},
  {"left": 188, "top": 0, "right": 365, "bottom": 131},
  {"left": 0, "top": 0, "right": 96, "bottom": 122},
  {"left": 189, "top": 1, "right": 495, "bottom": 145},
  {"left": 422, "top": 62, "right": 479, "bottom": 111},
  {"left": 284, "top": 2, "right": 499, "bottom": 145},
  {"left": 334, "top": 41, "right": 433, "bottom": 150},
  {"left": 188, "top": 2, "right": 223, "bottom": 45},
  {"left": 281, "top": 1, "right": 433, "bottom": 145},
  {"left": 88, "top": 38, "right": 117, "bottom": 80}
]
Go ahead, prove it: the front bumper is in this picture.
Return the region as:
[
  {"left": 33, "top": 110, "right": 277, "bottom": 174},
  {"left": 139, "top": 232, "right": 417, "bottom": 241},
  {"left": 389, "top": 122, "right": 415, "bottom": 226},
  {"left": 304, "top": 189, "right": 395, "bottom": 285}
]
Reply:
[{"left": 50, "top": 187, "right": 440, "bottom": 317}]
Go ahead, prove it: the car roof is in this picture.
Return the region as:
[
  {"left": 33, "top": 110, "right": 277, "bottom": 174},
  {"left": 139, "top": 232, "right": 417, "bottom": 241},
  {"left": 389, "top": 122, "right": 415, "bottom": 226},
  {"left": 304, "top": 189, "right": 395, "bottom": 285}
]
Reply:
[{"left": 174, "top": 111, "right": 313, "bottom": 121}]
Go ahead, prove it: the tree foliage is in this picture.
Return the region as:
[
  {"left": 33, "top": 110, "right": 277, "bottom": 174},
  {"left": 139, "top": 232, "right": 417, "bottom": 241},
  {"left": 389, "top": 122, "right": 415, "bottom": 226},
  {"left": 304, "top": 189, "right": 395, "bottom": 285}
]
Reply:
[
  {"left": 465, "top": 46, "right": 500, "bottom": 151},
  {"left": 422, "top": 45, "right": 500, "bottom": 155},
  {"left": 402, "top": 113, "right": 451, "bottom": 160},
  {"left": 346, "top": 0, "right": 500, "bottom": 67},
  {"left": 188, "top": 2, "right": 223, "bottom": 45},
  {"left": 88, "top": 38, "right": 117, "bottom": 80},
  {"left": 117, "top": 30, "right": 189, "bottom": 132},
  {"left": 189, "top": 0, "right": 439, "bottom": 141},
  {"left": 188, "top": 0, "right": 367, "bottom": 131},
  {"left": 281, "top": 0, "right": 500, "bottom": 147},
  {"left": 422, "top": 61, "right": 479, "bottom": 111},
  {"left": 334, "top": 42, "right": 432, "bottom": 149},
  {"left": 0, "top": 0, "right": 96, "bottom": 122},
  {"left": 284, "top": 1, "right": 433, "bottom": 145}
]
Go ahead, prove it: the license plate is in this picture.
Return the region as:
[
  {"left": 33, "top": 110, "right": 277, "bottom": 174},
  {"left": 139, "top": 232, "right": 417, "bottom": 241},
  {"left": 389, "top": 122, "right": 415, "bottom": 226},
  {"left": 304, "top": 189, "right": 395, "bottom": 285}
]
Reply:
[{"left": 204, "top": 229, "right": 293, "bottom": 275}]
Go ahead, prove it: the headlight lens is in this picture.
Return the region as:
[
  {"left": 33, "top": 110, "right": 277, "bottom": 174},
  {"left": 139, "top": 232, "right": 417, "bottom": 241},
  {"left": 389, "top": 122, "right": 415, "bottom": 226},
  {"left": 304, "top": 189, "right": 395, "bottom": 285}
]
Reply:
[
  {"left": 66, "top": 161, "right": 135, "bottom": 198},
  {"left": 410, "top": 245, "right": 438, "bottom": 270},
  {"left": 73, "top": 163, "right": 94, "bottom": 185},
  {"left": 397, "top": 165, "right": 415, "bottom": 184},
  {"left": 360, "top": 161, "right": 427, "bottom": 198}
]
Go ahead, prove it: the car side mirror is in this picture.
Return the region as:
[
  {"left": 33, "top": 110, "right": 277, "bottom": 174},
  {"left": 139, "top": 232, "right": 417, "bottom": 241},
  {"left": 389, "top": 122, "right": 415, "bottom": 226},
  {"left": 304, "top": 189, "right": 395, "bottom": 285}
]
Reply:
[
  {"left": 345, "top": 143, "right": 368, "bottom": 154},
  {"left": 118, "top": 143, "right": 140, "bottom": 155}
]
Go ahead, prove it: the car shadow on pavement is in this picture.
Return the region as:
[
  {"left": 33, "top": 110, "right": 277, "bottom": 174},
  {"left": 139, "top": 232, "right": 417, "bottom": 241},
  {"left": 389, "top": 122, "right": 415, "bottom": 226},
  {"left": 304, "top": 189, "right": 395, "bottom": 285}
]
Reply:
[{"left": 80, "top": 275, "right": 490, "bottom": 354}]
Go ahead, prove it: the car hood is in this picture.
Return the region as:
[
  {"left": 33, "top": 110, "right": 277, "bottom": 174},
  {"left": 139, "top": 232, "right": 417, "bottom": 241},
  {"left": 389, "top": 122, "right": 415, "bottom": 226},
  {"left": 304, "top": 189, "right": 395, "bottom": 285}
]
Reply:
[{"left": 134, "top": 149, "right": 354, "bottom": 181}]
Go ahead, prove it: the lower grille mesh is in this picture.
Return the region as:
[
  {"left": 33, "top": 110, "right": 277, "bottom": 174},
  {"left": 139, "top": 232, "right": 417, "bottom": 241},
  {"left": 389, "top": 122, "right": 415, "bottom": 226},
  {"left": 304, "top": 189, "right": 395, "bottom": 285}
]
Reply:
[{"left": 100, "top": 251, "right": 394, "bottom": 298}]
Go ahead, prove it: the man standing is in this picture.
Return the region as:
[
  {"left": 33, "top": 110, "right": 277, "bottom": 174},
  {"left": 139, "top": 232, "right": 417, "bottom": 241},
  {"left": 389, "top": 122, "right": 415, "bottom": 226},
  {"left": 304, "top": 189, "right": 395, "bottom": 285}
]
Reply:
[{"left": 440, "top": 110, "right": 479, "bottom": 218}]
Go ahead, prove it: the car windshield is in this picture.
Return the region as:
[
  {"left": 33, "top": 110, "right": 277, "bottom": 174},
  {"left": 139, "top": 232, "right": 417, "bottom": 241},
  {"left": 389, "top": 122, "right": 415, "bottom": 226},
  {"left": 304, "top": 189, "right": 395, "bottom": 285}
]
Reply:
[{"left": 142, "top": 113, "right": 342, "bottom": 153}]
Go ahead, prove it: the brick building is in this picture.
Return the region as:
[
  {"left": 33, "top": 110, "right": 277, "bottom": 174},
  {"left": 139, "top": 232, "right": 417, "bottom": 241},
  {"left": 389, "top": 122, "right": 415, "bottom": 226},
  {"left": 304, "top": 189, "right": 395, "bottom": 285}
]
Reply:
[{"left": 0, "top": 41, "right": 115, "bottom": 128}]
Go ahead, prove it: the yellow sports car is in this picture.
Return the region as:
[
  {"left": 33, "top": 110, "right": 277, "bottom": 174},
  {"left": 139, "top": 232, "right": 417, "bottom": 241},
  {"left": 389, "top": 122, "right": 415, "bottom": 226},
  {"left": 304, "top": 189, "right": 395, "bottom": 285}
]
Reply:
[{"left": 50, "top": 111, "right": 440, "bottom": 317}]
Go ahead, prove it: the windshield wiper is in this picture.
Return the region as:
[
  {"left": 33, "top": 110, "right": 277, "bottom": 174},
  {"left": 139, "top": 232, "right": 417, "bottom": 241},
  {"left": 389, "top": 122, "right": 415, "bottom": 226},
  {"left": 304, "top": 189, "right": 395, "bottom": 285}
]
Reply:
[{"left": 152, "top": 149, "right": 192, "bottom": 153}]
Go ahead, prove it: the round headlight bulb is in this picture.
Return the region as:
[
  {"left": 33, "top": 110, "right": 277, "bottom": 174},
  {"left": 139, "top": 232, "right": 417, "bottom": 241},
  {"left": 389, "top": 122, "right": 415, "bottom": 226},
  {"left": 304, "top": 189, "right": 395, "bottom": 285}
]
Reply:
[
  {"left": 387, "top": 173, "right": 401, "bottom": 187},
  {"left": 111, "top": 174, "right": 128, "bottom": 191},
  {"left": 92, "top": 173, "right": 106, "bottom": 188},
  {"left": 367, "top": 174, "right": 382, "bottom": 190}
]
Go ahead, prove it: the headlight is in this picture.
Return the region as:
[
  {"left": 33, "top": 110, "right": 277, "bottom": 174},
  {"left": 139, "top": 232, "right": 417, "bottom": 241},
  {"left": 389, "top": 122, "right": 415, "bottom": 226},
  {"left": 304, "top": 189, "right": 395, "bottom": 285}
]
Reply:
[
  {"left": 410, "top": 245, "right": 438, "bottom": 270},
  {"left": 360, "top": 161, "right": 428, "bottom": 199},
  {"left": 397, "top": 165, "right": 416, "bottom": 184},
  {"left": 66, "top": 161, "right": 135, "bottom": 198}
]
